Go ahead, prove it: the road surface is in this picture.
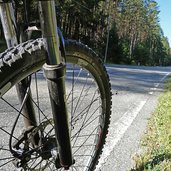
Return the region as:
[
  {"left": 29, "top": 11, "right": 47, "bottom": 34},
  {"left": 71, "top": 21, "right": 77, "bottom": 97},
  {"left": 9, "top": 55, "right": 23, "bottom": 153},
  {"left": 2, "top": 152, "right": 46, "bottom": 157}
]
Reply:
[
  {"left": 96, "top": 65, "right": 171, "bottom": 171},
  {"left": 0, "top": 64, "right": 170, "bottom": 170}
]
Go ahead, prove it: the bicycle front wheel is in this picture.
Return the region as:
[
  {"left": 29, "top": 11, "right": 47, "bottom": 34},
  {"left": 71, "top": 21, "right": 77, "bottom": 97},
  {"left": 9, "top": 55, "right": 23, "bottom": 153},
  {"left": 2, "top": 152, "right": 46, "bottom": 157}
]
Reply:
[{"left": 0, "top": 39, "right": 112, "bottom": 171}]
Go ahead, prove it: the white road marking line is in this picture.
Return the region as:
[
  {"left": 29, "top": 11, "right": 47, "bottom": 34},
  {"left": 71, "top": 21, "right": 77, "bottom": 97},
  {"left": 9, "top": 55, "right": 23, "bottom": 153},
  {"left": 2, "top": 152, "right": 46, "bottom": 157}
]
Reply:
[
  {"left": 149, "top": 92, "right": 153, "bottom": 95},
  {"left": 160, "top": 73, "right": 169, "bottom": 82},
  {"left": 95, "top": 100, "right": 146, "bottom": 170},
  {"left": 154, "top": 83, "right": 159, "bottom": 87},
  {"left": 148, "top": 73, "right": 169, "bottom": 95}
]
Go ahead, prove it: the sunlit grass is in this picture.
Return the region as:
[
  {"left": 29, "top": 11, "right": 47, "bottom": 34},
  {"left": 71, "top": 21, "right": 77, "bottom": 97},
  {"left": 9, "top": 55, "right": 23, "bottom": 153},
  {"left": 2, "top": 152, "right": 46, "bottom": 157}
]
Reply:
[{"left": 130, "top": 75, "right": 171, "bottom": 171}]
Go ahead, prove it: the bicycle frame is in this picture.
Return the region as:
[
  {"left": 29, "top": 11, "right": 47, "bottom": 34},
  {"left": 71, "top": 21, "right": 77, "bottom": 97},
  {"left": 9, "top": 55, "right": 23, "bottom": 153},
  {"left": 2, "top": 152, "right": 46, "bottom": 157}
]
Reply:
[{"left": 0, "top": 0, "right": 73, "bottom": 169}]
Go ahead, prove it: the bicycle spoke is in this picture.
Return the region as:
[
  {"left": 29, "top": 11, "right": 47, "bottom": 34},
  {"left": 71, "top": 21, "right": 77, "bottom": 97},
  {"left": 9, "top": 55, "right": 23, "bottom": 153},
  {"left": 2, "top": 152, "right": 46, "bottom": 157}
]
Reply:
[
  {"left": 0, "top": 158, "right": 15, "bottom": 168},
  {"left": 72, "top": 73, "right": 89, "bottom": 113},
  {"left": 71, "top": 95, "right": 100, "bottom": 125},
  {"left": 72, "top": 127, "right": 99, "bottom": 155},
  {"left": 34, "top": 73, "right": 41, "bottom": 124},
  {"left": 1, "top": 96, "right": 50, "bottom": 128},
  {"left": 66, "top": 66, "right": 82, "bottom": 101}
]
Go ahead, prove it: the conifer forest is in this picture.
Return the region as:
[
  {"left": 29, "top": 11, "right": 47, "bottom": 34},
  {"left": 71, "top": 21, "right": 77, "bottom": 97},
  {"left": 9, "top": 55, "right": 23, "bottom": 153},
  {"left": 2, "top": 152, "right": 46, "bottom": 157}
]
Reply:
[{"left": 1, "top": 0, "right": 171, "bottom": 66}]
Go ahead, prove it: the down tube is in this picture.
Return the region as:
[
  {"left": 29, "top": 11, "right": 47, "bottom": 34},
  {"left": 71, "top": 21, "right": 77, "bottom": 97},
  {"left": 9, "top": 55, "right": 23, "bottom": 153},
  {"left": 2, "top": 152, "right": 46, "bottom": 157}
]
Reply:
[{"left": 38, "top": 0, "right": 73, "bottom": 168}]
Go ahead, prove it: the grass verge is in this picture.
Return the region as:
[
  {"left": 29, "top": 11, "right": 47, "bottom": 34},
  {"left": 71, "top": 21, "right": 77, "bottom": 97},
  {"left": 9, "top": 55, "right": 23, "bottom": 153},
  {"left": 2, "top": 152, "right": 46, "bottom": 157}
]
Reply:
[{"left": 131, "top": 75, "right": 171, "bottom": 171}]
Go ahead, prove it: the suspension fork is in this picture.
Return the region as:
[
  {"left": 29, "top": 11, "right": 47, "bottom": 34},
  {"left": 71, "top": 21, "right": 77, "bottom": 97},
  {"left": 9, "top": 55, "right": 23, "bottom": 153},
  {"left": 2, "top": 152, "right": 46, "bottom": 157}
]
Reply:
[
  {"left": 38, "top": 0, "right": 73, "bottom": 168},
  {"left": 0, "top": 2, "right": 38, "bottom": 143}
]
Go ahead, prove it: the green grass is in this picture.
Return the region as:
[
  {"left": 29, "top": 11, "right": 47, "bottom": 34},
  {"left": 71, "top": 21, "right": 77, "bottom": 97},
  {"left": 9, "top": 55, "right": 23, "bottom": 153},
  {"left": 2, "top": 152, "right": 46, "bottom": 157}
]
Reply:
[{"left": 131, "top": 75, "right": 171, "bottom": 171}]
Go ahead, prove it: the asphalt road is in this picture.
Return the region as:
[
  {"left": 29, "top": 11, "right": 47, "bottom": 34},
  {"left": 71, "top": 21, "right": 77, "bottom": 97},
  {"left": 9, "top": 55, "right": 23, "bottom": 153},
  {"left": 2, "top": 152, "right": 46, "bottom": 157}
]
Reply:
[
  {"left": 95, "top": 65, "right": 171, "bottom": 171},
  {"left": 0, "top": 64, "right": 171, "bottom": 171}
]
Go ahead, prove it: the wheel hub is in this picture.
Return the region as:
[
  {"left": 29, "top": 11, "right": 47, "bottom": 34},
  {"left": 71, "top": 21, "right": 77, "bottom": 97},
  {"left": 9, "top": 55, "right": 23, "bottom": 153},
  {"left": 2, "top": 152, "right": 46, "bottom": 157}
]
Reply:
[{"left": 11, "top": 119, "right": 59, "bottom": 169}]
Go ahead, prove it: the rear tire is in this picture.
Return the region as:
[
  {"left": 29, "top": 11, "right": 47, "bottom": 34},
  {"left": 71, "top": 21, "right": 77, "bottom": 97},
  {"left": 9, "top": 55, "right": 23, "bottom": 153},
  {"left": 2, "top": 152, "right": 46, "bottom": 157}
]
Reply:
[{"left": 0, "top": 38, "right": 112, "bottom": 170}]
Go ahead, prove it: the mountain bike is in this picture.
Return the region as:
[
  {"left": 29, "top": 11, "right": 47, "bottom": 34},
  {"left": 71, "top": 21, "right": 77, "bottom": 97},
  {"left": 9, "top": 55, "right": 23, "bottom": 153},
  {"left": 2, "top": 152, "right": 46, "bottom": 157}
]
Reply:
[{"left": 0, "top": 0, "right": 112, "bottom": 170}]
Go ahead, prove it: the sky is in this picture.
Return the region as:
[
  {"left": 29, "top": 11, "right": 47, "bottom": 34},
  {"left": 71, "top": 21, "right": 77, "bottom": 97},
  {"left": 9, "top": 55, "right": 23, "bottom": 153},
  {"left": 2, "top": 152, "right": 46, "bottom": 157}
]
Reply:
[{"left": 156, "top": 0, "right": 171, "bottom": 46}]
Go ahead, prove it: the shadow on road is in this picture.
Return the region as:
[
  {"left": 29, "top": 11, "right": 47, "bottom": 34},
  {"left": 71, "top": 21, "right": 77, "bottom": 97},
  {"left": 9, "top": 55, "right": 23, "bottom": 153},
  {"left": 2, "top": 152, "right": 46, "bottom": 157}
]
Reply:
[{"left": 107, "top": 65, "right": 170, "bottom": 94}]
